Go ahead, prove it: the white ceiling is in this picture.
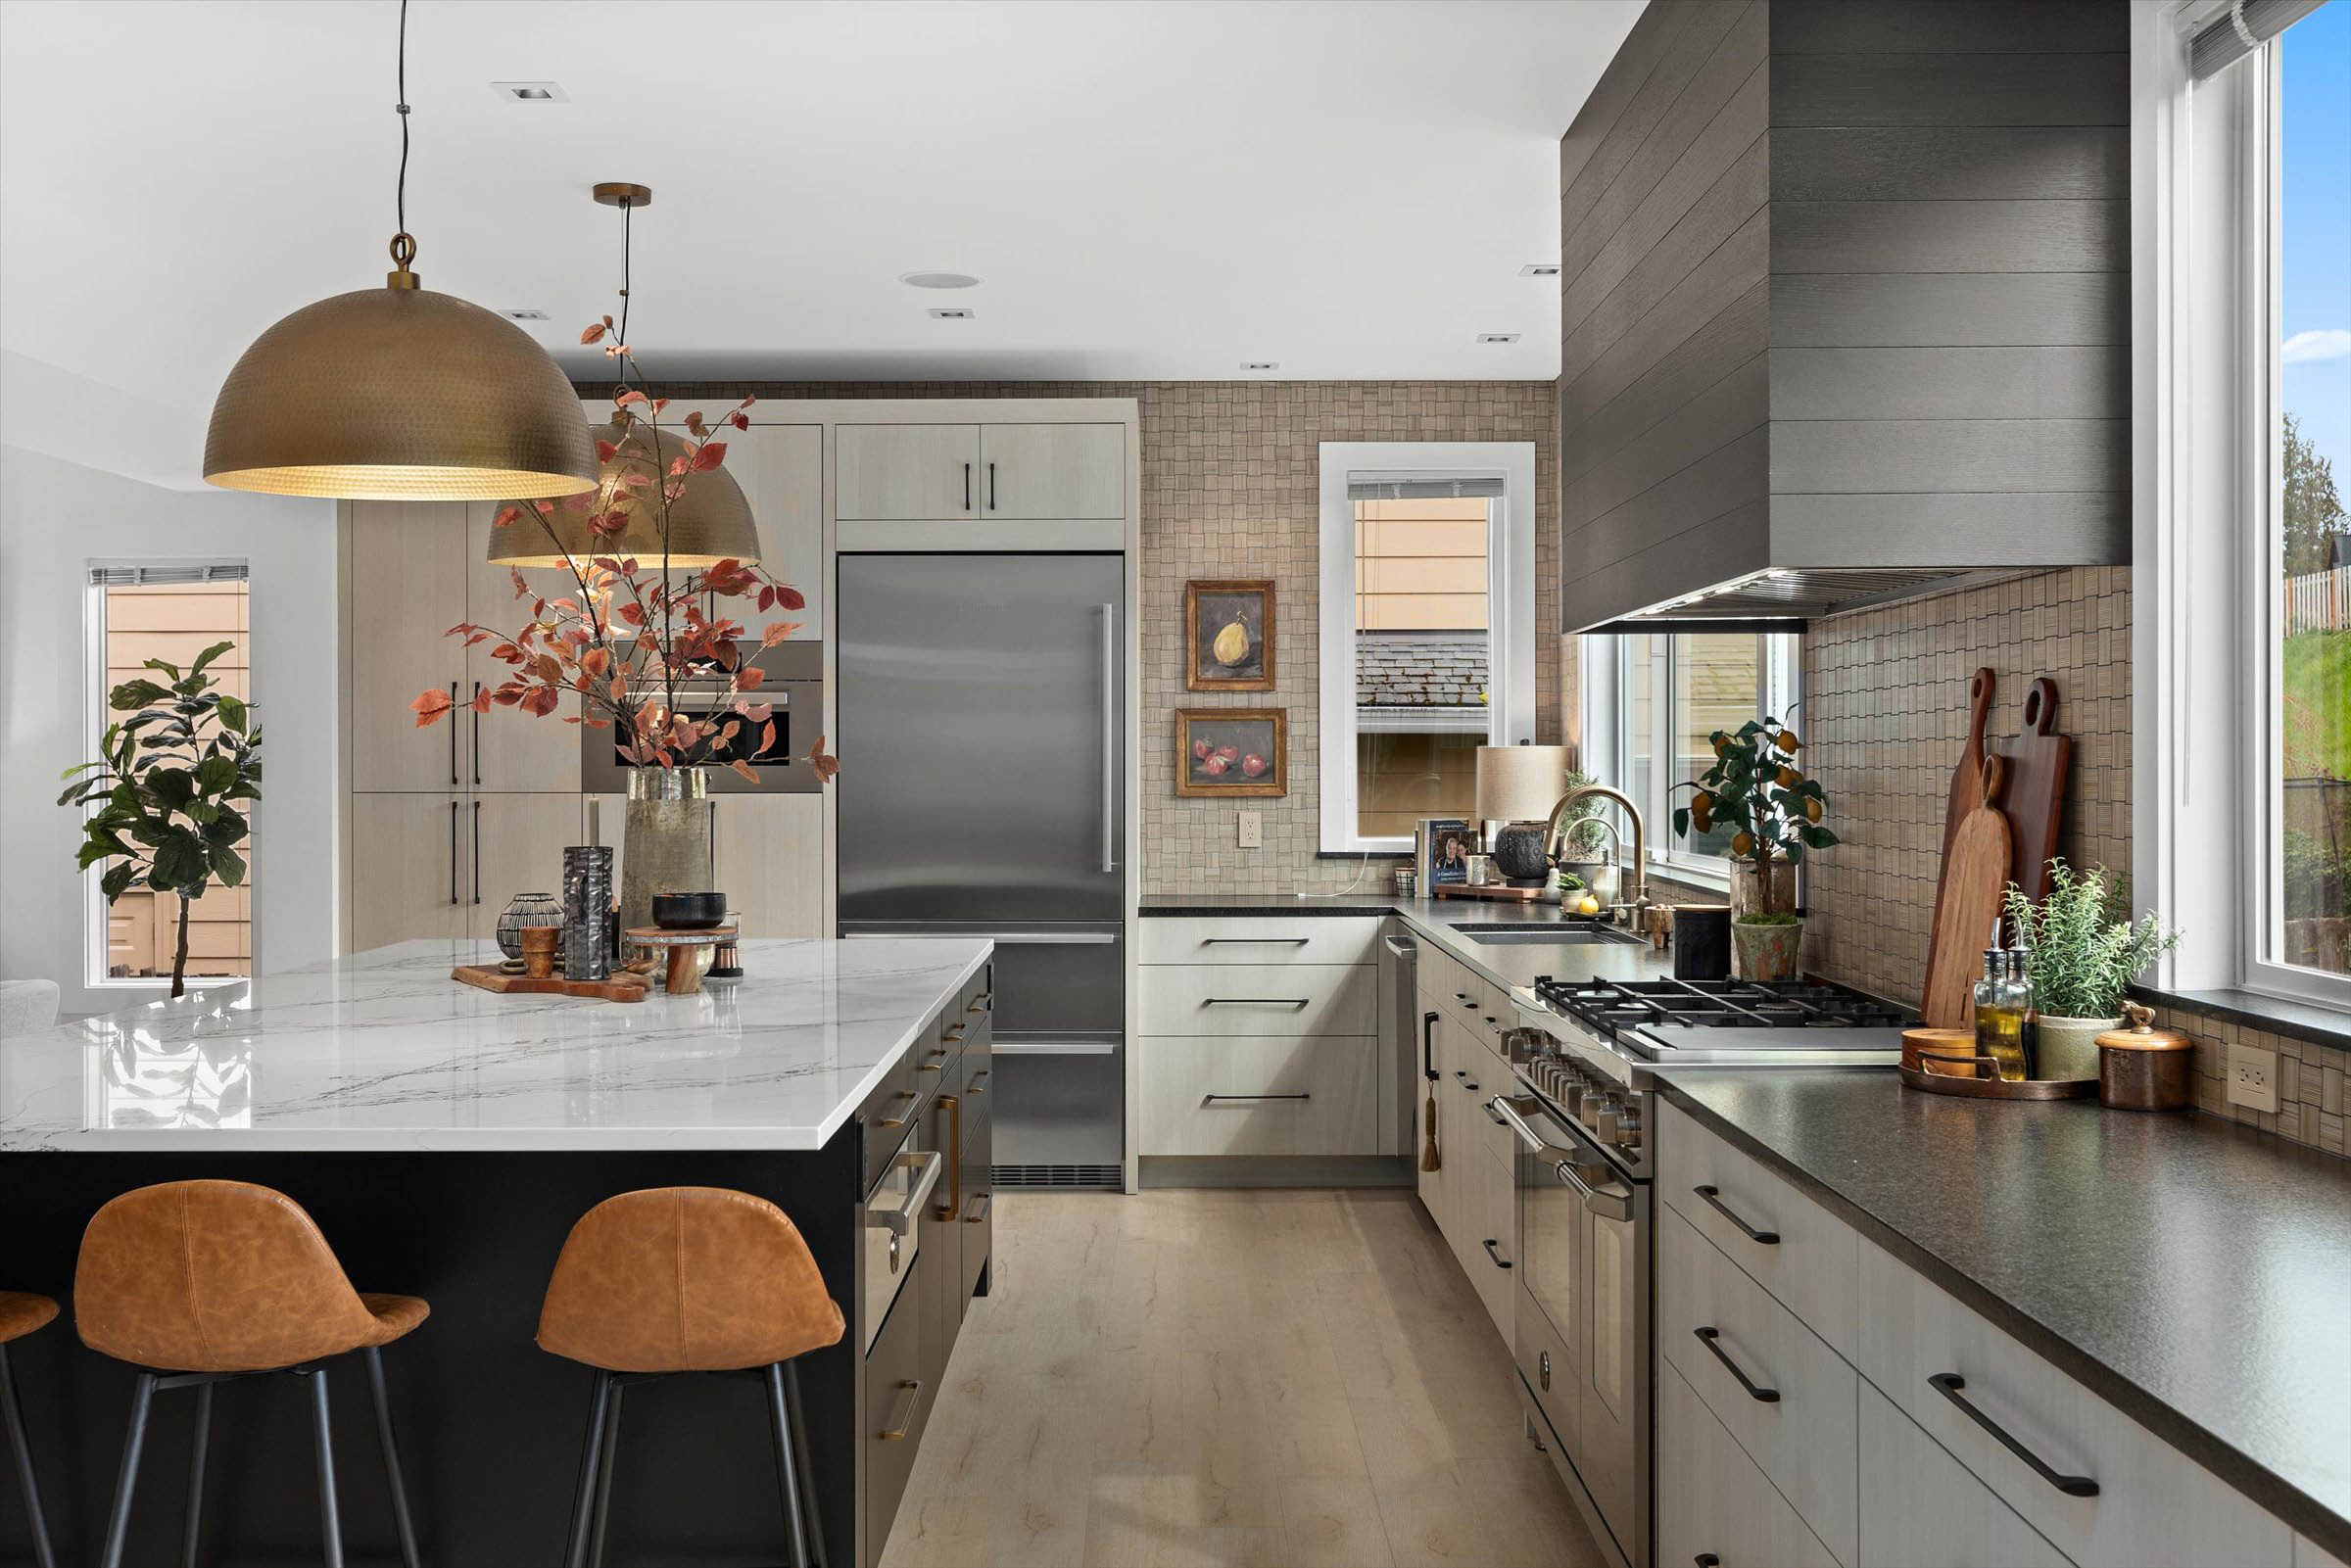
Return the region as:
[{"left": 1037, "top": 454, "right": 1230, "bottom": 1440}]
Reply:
[{"left": 0, "top": 0, "right": 1639, "bottom": 421}]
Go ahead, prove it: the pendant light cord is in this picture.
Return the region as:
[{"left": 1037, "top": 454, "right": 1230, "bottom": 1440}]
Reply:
[
  {"left": 616, "top": 197, "right": 632, "bottom": 350},
  {"left": 392, "top": 0, "right": 414, "bottom": 267}
]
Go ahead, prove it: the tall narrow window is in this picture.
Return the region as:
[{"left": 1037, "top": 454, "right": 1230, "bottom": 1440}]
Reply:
[{"left": 85, "top": 563, "right": 254, "bottom": 985}]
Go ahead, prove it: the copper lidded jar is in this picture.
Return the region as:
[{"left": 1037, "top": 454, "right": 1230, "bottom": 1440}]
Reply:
[{"left": 2095, "top": 1003, "right": 2194, "bottom": 1112}]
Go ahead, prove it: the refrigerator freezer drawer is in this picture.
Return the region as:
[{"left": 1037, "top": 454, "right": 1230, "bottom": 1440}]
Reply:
[{"left": 991, "top": 1042, "right": 1125, "bottom": 1171}]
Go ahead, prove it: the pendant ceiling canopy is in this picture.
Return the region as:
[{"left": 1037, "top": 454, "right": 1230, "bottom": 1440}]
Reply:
[
  {"left": 489, "top": 416, "right": 761, "bottom": 568},
  {"left": 201, "top": 1, "right": 596, "bottom": 501}
]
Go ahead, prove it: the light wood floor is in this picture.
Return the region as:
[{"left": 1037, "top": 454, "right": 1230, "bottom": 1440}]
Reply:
[{"left": 880, "top": 1188, "right": 1607, "bottom": 1568}]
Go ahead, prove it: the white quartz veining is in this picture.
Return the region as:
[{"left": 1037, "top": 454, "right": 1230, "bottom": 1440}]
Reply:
[{"left": 0, "top": 937, "right": 989, "bottom": 1153}]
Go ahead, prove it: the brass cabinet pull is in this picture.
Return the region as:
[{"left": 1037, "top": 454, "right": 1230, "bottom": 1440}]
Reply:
[
  {"left": 967, "top": 1069, "right": 990, "bottom": 1095},
  {"left": 942, "top": 1022, "right": 968, "bottom": 1042},
  {"left": 936, "top": 1094, "right": 962, "bottom": 1221},
  {"left": 963, "top": 1192, "right": 991, "bottom": 1224},
  {"left": 967, "top": 992, "right": 992, "bottom": 1014},
  {"left": 879, "top": 1379, "right": 922, "bottom": 1441},
  {"left": 918, "top": 1048, "right": 951, "bottom": 1073},
  {"left": 875, "top": 1089, "right": 916, "bottom": 1129}
]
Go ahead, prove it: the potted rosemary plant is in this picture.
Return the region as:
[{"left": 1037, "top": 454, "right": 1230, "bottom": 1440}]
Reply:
[
  {"left": 2002, "top": 861, "right": 2181, "bottom": 1078},
  {"left": 1671, "top": 716, "right": 1834, "bottom": 982}
]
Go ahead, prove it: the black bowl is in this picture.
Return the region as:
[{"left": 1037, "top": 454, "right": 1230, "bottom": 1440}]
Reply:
[{"left": 651, "top": 891, "right": 728, "bottom": 929}]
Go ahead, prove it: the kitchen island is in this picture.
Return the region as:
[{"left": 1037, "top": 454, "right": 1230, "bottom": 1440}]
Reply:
[{"left": 0, "top": 936, "right": 993, "bottom": 1568}]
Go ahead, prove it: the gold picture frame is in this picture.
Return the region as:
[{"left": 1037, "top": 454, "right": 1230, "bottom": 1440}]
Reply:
[
  {"left": 1176, "top": 708, "right": 1287, "bottom": 797},
  {"left": 1184, "top": 579, "right": 1275, "bottom": 691}
]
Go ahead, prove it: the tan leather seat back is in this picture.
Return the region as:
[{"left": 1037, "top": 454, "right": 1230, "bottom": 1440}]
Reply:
[
  {"left": 538, "top": 1187, "right": 845, "bottom": 1373},
  {"left": 75, "top": 1180, "right": 385, "bottom": 1373}
]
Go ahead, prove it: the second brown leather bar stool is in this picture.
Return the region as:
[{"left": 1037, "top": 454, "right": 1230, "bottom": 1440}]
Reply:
[
  {"left": 74, "top": 1179, "right": 429, "bottom": 1568},
  {"left": 0, "top": 1291, "right": 60, "bottom": 1568},
  {"left": 539, "top": 1186, "right": 846, "bottom": 1568}
]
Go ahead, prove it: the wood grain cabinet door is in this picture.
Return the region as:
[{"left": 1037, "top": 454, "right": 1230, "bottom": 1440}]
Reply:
[
  {"left": 464, "top": 503, "right": 591, "bottom": 793},
  {"left": 978, "top": 423, "right": 1125, "bottom": 519},
  {"left": 466, "top": 794, "right": 586, "bottom": 939},
  {"left": 727, "top": 422, "right": 825, "bottom": 641},
  {"left": 348, "top": 793, "right": 467, "bottom": 950},
  {"left": 836, "top": 424, "right": 980, "bottom": 521},
  {"left": 348, "top": 501, "right": 470, "bottom": 792}
]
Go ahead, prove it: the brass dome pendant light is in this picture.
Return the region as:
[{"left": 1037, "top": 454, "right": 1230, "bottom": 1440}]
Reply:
[
  {"left": 488, "top": 182, "right": 761, "bottom": 568},
  {"left": 203, "top": 1, "right": 597, "bottom": 500}
]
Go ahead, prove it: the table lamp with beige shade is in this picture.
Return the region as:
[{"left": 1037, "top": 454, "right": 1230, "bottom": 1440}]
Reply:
[{"left": 1475, "top": 742, "right": 1574, "bottom": 886}]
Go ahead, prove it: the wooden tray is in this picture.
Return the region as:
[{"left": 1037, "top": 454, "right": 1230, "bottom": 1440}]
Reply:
[
  {"left": 453, "top": 965, "right": 649, "bottom": 1003},
  {"left": 1898, "top": 1064, "right": 2095, "bottom": 1101},
  {"left": 1433, "top": 883, "right": 1551, "bottom": 902}
]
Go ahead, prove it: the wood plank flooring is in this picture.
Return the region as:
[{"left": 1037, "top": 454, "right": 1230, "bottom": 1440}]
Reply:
[{"left": 882, "top": 1189, "right": 1607, "bottom": 1568}]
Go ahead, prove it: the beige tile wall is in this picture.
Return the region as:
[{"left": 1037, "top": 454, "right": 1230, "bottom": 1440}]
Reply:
[
  {"left": 646, "top": 380, "right": 1559, "bottom": 894},
  {"left": 2151, "top": 1004, "right": 2349, "bottom": 1156}
]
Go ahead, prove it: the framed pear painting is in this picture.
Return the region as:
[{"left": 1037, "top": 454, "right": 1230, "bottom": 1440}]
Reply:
[{"left": 1184, "top": 579, "right": 1274, "bottom": 691}]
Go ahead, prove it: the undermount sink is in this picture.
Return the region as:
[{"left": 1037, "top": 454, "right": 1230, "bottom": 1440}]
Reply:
[{"left": 1460, "top": 926, "right": 1639, "bottom": 946}]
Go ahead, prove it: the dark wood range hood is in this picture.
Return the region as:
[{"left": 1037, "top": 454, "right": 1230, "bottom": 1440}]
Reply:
[{"left": 1557, "top": 0, "right": 2132, "bottom": 632}]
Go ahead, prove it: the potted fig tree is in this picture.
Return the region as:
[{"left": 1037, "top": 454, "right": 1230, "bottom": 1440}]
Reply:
[{"left": 1671, "top": 716, "right": 1833, "bottom": 982}]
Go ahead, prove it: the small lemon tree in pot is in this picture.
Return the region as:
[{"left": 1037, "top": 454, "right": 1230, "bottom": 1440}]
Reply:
[{"left": 1671, "top": 716, "right": 1834, "bottom": 981}]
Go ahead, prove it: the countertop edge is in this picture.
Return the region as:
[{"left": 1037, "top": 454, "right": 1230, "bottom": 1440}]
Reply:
[{"left": 1655, "top": 1080, "right": 2351, "bottom": 1551}]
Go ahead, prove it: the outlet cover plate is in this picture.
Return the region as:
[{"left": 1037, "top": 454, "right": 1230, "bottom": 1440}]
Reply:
[
  {"left": 2227, "top": 1042, "right": 2279, "bottom": 1113},
  {"left": 1237, "top": 810, "right": 1262, "bottom": 849}
]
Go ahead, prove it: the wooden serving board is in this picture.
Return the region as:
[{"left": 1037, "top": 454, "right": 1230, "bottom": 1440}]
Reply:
[
  {"left": 1991, "top": 677, "right": 2073, "bottom": 920},
  {"left": 1433, "top": 883, "right": 1553, "bottom": 902},
  {"left": 1922, "top": 756, "right": 2012, "bottom": 1029},
  {"left": 1922, "top": 668, "right": 1996, "bottom": 1003},
  {"left": 453, "top": 965, "right": 649, "bottom": 1003}
]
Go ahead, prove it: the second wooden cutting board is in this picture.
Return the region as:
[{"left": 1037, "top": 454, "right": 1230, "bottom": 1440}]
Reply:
[{"left": 1923, "top": 756, "right": 2013, "bottom": 1029}]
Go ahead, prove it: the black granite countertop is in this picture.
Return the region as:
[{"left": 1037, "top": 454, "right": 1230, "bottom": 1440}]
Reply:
[{"left": 1657, "top": 1070, "right": 2351, "bottom": 1551}]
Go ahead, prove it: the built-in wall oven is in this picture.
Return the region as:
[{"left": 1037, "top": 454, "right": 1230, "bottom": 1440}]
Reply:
[
  {"left": 578, "top": 642, "right": 825, "bottom": 793},
  {"left": 1492, "top": 1050, "right": 1650, "bottom": 1568}
]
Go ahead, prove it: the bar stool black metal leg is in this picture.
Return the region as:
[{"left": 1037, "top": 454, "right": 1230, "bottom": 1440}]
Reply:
[
  {"left": 586, "top": 1378, "right": 626, "bottom": 1568},
  {"left": 306, "top": 1367, "right": 346, "bottom": 1568},
  {"left": 785, "top": 1359, "right": 826, "bottom": 1568},
  {"left": 99, "top": 1370, "right": 157, "bottom": 1568},
  {"left": 0, "top": 1345, "right": 57, "bottom": 1568},
  {"left": 765, "top": 1362, "right": 812, "bottom": 1568},
  {"left": 180, "top": 1381, "right": 213, "bottom": 1568},
  {"left": 363, "top": 1347, "right": 423, "bottom": 1568},
  {"left": 562, "top": 1372, "right": 612, "bottom": 1568}
]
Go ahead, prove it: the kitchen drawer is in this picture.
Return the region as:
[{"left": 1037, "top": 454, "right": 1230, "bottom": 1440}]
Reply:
[
  {"left": 1659, "top": 1098, "right": 1858, "bottom": 1357},
  {"left": 1657, "top": 1358, "right": 1840, "bottom": 1568},
  {"left": 2302, "top": 1535, "right": 2351, "bottom": 1568},
  {"left": 1453, "top": 1139, "right": 1514, "bottom": 1343},
  {"left": 1857, "top": 1239, "right": 2292, "bottom": 1568},
  {"left": 857, "top": 1048, "right": 927, "bottom": 1195},
  {"left": 1137, "top": 916, "right": 1379, "bottom": 967},
  {"left": 863, "top": 1248, "right": 932, "bottom": 1568},
  {"left": 1136, "top": 1035, "right": 1376, "bottom": 1155},
  {"left": 1859, "top": 1379, "right": 2073, "bottom": 1568},
  {"left": 1660, "top": 1204, "right": 1858, "bottom": 1564},
  {"left": 961, "top": 1103, "right": 992, "bottom": 1302},
  {"left": 1138, "top": 963, "right": 1373, "bottom": 1037},
  {"left": 1446, "top": 1034, "right": 1513, "bottom": 1171},
  {"left": 960, "top": 1020, "right": 992, "bottom": 1098}
]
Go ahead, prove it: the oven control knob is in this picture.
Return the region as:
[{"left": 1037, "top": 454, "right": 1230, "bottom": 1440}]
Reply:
[
  {"left": 1582, "top": 1092, "right": 1619, "bottom": 1130},
  {"left": 1600, "top": 1105, "right": 1643, "bottom": 1150}
]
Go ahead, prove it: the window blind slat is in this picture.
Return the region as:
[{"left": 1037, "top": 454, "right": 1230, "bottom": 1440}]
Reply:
[
  {"left": 87, "top": 563, "right": 249, "bottom": 587},
  {"left": 2190, "top": 0, "right": 2327, "bottom": 80},
  {"left": 1346, "top": 477, "right": 1505, "bottom": 500}
]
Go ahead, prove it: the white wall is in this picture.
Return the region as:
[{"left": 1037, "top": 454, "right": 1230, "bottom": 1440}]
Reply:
[{"left": 0, "top": 444, "right": 338, "bottom": 1020}]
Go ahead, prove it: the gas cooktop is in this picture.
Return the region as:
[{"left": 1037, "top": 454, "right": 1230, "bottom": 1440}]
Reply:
[{"left": 1524, "top": 975, "right": 1917, "bottom": 1068}]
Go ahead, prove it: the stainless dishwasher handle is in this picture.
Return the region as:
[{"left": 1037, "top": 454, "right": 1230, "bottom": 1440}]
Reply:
[
  {"left": 1381, "top": 934, "right": 1415, "bottom": 957},
  {"left": 867, "top": 1150, "right": 945, "bottom": 1237},
  {"left": 1098, "top": 601, "right": 1117, "bottom": 875}
]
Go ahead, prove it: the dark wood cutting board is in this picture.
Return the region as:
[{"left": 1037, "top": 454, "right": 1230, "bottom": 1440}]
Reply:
[
  {"left": 1922, "top": 668, "right": 1996, "bottom": 1015},
  {"left": 1991, "top": 678, "right": 2073, "bottom": 922}
]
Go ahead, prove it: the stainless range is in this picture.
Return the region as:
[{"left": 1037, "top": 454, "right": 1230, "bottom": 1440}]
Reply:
[{"left": 1492, "top": 974, "right": 1915, "bottom": 1568}]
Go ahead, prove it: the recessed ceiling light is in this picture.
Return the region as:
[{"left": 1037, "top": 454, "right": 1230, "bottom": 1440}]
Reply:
[
  {"left": 500, "top": 308, "right": 550, "bottom": 321},
  {"left": 901, "top": 271, "right": 982, "bottom": 290},
  {"left": 1477, "top": 333, "right": 1521, "bottom": 345},
  {"left": 929, "top": 308, "right": 975, "bottom": 320},
  {"left": 1519, "top": 262, "right": 1560, "bottom": 277},
  {"left": 490, "top": 81, "right": 568, "bottom": 103},
  {"left": 1240, "top": 361, "right": 1279, "bottom": 371}
]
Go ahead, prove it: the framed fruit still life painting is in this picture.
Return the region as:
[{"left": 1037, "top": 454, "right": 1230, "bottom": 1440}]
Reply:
[
  {"left": 1184, "top": 579, "right": 1274, "bottom": 691},
  {"left": 1176, "top": 709, "right": 1286, "bottom": 797}
]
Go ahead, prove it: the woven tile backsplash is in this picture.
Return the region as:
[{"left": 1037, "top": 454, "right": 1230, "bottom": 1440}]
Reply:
[{"left": 644, "top": 380, "right": 1559, "bottom": 895}]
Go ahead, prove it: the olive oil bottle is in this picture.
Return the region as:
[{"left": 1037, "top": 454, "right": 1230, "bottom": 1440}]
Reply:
[{"left": 1973, "top": 947, "right": 2030, "bottom": 1081}]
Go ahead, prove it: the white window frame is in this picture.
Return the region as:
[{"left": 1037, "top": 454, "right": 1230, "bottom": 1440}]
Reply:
[
  {"left": 1318, "top": 441, "right": 1536, "bottom": 855},
  {"left": 2135, "top": 1, "right": 2351, "bottom": 1010}
]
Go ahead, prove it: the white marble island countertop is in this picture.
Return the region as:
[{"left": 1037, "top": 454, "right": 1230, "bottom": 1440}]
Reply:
[{"left": 0, "top": 937, "right": 990, "bottom": 1153}]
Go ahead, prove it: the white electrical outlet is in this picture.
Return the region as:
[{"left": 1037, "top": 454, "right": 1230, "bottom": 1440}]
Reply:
[
  {"left": 1237, "top": 810, "right": 1263, "bottom": 849},
  {"left": 2227, "top": 1042, "right": 2279, "bottom": 1113}
]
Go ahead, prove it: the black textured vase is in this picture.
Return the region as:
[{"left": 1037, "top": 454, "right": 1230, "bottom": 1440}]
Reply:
[{"left": 1490, "top": 822, "right": 1553, "bottom": 886}]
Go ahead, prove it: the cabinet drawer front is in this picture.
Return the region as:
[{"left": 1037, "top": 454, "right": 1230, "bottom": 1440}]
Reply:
[
  {"left": 1659, "top": 1098, "right": 1859, "bottom": 1357},
  {"left": 1136, "top": 1036, "right": 1376, "bottom": 1156},
  {"left": 1138, "top": 963, "right": 1372, "bottom": 1036},
  {"left": 1657, "top": 1359, "right": 1840, "bottom": 1568},
  {"left": 1860, "top": 1380, "right": 2073, "bottom": 1568},
  {"left": 1452, "top": 1141, "right": 1515, "bottom": 1342},
  {"left": 1136, "top": 917, "right": 1379, "bottom": 967},
  {"left": 1857, "top": 1240, "right": 2292, "bottom": 1568},
  {"left": 1660, "top": 1205, "right": 1858, "bottom": 1564}
]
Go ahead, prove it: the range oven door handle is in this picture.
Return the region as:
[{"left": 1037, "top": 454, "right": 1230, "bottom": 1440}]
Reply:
[
  {"left": 1490, "top": 1095, "right": 1548, "bottom": 1152},
  {"left": 866, "top": 1149, "right": 944, "bottom": 1237},
  {"left": 1553, "top": 1158, "right": 1636, "bottom": 1222}
]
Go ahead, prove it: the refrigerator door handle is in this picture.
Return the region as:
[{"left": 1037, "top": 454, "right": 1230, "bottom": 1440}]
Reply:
[{"left": 1098, "top": 601, "right": 1118, "bottom": 876}]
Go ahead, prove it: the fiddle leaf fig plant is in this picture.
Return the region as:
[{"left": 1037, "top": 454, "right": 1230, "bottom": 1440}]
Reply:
[
  {"left": 1669, "top": 714, "right": 1834, "bottom": 919},
  {"left": 60, "top": 641, "right": 263, "bottom": 998}
]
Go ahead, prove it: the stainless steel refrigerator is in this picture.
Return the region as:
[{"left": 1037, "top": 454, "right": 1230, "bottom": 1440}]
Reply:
[{"left": 837, "top": 553, "right": 1127, "bottom": 1188}]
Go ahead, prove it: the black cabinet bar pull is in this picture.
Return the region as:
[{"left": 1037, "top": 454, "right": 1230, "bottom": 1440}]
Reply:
[
  {"left": 472, "top": 799, "right": 483, "bottom": 904},
  {"left": 1694, "top": 1327, "right": 1780, "bottom": 1402},
  {"left": 987, "top": 460, "right": 997, "bottom": 510},
  {"left": 1204, "top": 1093, "right": 1310, "bottom": 1103},
  {"left": 1423, "top": 1011, "right": 1440, "bottom": 1082},
  {"left": 1481, "top": 1238, "right": 1512, "bottom": 1270},
  {"left": 1693, "top": 1184, "right": 1780, "bottom": 1245},
  {"left": 470, "top": 681, "right": 482, "bottom": 785},
  {"left": 447, "top": 682, "right": 458, "bottom": 784},
  {"left": 449, "top": 800, "right": 458, "bottom": 905},
  {"left": 1203, "top": 997, "right": 1309, "bottom": 1007},
  {"left": 1929, "top": 1373, "right": 2098, "bottom": 1497},
  {"left": 962, "top": 462, "right": 972, "bottom": 511},
  {"left": 1200, "top": 936, "right": 1310, "bottom": 945},
  {"left": 1454, "top": 1069, "right": 1479, "bottom": 1094}
]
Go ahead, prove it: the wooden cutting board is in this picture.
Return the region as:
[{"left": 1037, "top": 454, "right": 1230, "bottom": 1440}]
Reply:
[
  {"left": 1991, "top": 677, "right": 2073, "bottom": 923},
  {"left": 453, "top": 965, "right": 650, "bottom": 1003},
  {"left": 1921, "top": 668, "right": 1996, "bottom": 1005},
  {"left": 1922, "top": 756, "right": 2013, "bottom": 1029}
]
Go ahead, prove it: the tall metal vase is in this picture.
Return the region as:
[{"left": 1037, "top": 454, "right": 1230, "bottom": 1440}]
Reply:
[{"left": 621, "top": 766, "right": 714, "bottom": 942}]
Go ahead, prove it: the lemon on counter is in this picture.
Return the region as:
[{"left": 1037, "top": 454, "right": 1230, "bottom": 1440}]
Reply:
[{"left": 1574, "top": 893, "right": 1601, "bottom": 916}]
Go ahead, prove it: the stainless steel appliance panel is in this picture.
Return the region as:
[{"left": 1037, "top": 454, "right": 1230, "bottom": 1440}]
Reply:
[
  {"left": 579, "top": 641, "right": 824, "bottom": 793},
  {"left": 1379, "top": 928, "right": 1416, "bottom": 1157},
  {"left": 989, "top": 1042, "right": 1124, "bottom": 1168},
  {"left": 836, "top": 554, "right": 1125, "bottom": 926}
]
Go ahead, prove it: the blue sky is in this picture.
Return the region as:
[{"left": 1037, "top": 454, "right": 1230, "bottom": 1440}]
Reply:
[{"left": 2281, "top": 2, "right": 2350, "bottom": 485}]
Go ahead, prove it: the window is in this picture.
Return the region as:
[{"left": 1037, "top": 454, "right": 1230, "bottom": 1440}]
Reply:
[
  {"left": 83, "top": 563, "right": 254, "bottom": 986},
  {"left": 1319, "top": 443, "right": 1536, "bottom": 853},
  {"left": 1590, "top": 632, "right": 1799, "bottom": 884}
]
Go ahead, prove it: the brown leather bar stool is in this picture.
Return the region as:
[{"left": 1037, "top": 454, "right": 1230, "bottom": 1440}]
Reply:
[
  {"left": 74, "top": 1180, "right": 429, "bottom": 1568},
  {"left": 0, "top": 1291, "right": 60, "bottom": 1568},
  {"left": 539, "top": 1187, "right": 845, "bottom": 1568}
]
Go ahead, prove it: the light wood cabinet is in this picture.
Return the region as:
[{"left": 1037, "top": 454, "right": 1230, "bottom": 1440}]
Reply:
[
  {"left": 1859, "top": 1380, "right": 2071, "bottom": 1568},
  {"left": 349, "top": 793, "right": 467, "bottom": 950},
  {"left": 348, "top": 502, "right": 471, "bottom": 792},
  {"left": 1137, "top": 962, "right": 1373, "bottom": 1037},
  {"left": 590, "top": 791, "right": 824, "bottom": 940},
  {"left": 978, "top": 423, "right": 1125, "bottom": 520},
  {"left": 1136, "top": 1035, "right": 1376, "bottom": 1156},
  {"left": 466, "top": 794, "right": 585, "bottom": 938},
  {"left": 1657, "top": 1358, "right": 1840, "bottom": 1568},
  {"left": 835, "top": 424, "right": 981, "bottom": 521},
  {"left": 464, "top": 505, "right": 588, "bottom": 794},
  {"left": 728, "top": 422, "right": 825, "bottom": 641}
]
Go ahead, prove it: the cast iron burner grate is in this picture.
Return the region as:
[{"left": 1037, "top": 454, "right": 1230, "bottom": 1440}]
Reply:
[{"left": 1531, "top": 975, "right": 1914, "bottom": 1039}]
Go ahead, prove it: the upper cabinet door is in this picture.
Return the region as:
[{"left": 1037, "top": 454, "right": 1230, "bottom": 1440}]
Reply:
[
  {"left": 835, "top": 424, "right": 982, "bottom": 521},
  {"left": 727, "top": 423, "right": 825, "bottom": 641},
  {"left": 349, "top": 501, "right": 471, "bottom": 792},
  {"left": 466, "top": 503, "right": 592, "bottom": 793},
  {"left": 979, "top": 423, "right": 1126, "bottom": 520}
]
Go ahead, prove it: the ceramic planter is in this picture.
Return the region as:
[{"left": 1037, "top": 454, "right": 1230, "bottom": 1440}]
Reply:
[
  {"left": 1732, "top": 917, "right": 1802, "bottom": 983},
  {"left": 1729, "top": 859, "right": 1798, "bottom": 922},
  {"left": 2033, "top": 1014, "right": 2122, "bottom": 1080}
]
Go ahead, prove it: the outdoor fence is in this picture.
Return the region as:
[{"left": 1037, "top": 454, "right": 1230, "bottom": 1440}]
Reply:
[{"left": 2285, "top": 564, "right": 2351, "bottom": 634}]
